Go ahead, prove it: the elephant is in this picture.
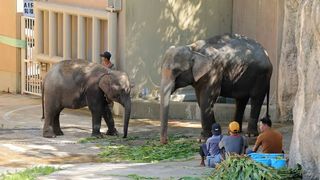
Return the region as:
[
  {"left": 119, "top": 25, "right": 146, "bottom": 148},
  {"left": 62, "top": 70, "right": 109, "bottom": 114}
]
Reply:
[
  {"left": 160, "top": 34, "right": 272, "bottom": 144},
  {"left": 41, "top": 59, "right": 132, "bottom": 138}
]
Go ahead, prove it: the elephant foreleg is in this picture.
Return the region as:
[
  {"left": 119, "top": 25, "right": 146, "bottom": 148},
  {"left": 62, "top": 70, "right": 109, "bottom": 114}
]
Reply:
[
  {"left": 89, "top": 108, "right": 103, "bottom": 138},
  {"left": 102, "top": 104, "right": 118, "bottom": 136},
  {"left": 198, "top": 89, "right": 219, "bottom": 140},
  {"left": 234, "top": 97, "right": 249, "bottom": 132},
  {"left": 200, "top": 108, "right": 215, "bottom": 139}
]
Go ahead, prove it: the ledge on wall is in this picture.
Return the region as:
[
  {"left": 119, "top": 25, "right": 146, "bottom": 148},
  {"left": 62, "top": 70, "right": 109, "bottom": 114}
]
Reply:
[{"left": 113, "top": 99, "right": 278, "bottom": 123}]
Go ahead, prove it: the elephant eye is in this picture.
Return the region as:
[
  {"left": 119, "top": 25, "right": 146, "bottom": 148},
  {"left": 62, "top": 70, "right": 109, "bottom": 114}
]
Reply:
[
  {"left": 172, "top": 68, "right": 181, "bottom": 76},
  {"left": 112, "top": 93, "right": 120, "bottom": 99}
]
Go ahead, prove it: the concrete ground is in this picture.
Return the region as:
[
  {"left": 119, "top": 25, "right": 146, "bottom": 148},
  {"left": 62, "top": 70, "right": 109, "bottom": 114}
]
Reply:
[{"left": 0, "top": 93, "right": 293, "bottom": 179}]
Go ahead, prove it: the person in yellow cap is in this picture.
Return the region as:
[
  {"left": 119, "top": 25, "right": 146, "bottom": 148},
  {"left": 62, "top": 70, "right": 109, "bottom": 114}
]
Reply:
[{"left": 219, "top": 121, "right": 248, "bottom": 158}]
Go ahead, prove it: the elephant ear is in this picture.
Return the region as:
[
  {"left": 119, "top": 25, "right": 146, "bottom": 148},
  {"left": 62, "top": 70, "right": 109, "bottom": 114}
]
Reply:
[
  {"left": 192, "top": 52, "right": 213, "bottom": 82},
  {"left": 98, "top": 74, "right": 112, "bottom": 94}
]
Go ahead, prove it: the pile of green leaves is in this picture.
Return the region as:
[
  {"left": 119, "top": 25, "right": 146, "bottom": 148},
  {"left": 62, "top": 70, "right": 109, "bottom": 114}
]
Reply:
[
  {"left": 1, "top": 166, "right": 59, "bottom": 180},
  {"left": 276, "top": 164, "right": 303, "bottom": 180},
  {"left": 97, "top": 135, "right": 199, "bottom": 163},
  {"left": 78, "top": 135, "right": 139, "bottom": 144},
  {"left": 127, "top": 174, "right": 159, "bottom": 180},
  {"left": 208, "top": 155, "right": 302, "bottom": 180}
]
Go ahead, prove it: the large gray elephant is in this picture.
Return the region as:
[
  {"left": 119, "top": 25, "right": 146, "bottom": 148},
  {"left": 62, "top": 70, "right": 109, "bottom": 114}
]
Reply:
[
  {"left": 160, "top": 34, "right": 272, "bottom": 144},
  {"left": 41, "top": 59, "right": 131, "bottom": 138}
]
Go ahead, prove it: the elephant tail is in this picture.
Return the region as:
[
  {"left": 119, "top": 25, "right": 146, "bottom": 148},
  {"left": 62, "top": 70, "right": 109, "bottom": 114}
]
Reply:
[
  {"left": 266, "top": 83, "right": 270, "bottom": 119},
  {"left": 41, "top": 81, "right": 45, "bottom": 120}
]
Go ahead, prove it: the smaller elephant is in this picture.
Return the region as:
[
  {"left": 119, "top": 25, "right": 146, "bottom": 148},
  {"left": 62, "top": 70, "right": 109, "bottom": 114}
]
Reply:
[{"left": 41, "top": 59, "right": 132, "bottom": 138}]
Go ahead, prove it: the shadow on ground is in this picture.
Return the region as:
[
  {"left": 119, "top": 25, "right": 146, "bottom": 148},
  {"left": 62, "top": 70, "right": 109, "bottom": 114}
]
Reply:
[{"left": 0, "top": 93, "right": 293, "bottom": 179}]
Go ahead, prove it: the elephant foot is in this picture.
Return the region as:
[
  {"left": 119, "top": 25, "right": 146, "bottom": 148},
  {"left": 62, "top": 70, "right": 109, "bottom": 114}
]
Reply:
[
  {"left": 200, "top": 131, "right": 211, "bottom": 142},
  {"left": 160, "top": 136, "right": 168, "bottom": 144},
  {"left": 239, "top": 126, "right": 243, "bottom": 133},
  {"left": 246, "top": 121, "right": 259, "bottom": 137},
  {"left": 245, "top": 131, "right": 259, "bottom": 137},
  {"left": 43, "top": 131, "right": 56, "bottom": 138},
  {"left": 246, "top": 128, "right": 259, "bottom": 137},
  {"left": 43, "top": 127, "right": 56, "bottom": 138},
  {"left": 106, "top": 128, "right": 118, "bottom": 136},
  {"left": 197, "top": 136, "right": 207, "bottom": 143},
  {"left": 54, "top": 129, "right": 64, "bottom": 136},
  {"left": 91, "top": 132, "right": 103, "bottom": 138}
]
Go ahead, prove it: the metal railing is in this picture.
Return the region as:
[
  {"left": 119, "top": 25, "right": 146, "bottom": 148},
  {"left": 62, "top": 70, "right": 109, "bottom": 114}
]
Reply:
[
  {"left": 21, "top": 16, "right": 44, "bottom": 96},
  {"left": 21, "top": 2, "right": 119, "bottom": 96}
]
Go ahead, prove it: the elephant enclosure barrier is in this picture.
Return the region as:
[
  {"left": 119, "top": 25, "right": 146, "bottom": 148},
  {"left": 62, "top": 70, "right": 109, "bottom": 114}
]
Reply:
[{"left": 21, "top": 16, "right": 44, "bottom": 96}]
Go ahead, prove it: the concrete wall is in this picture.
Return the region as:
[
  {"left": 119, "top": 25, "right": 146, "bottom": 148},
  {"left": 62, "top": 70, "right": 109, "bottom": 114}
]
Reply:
[
  {"left": 233, "top": 0, "right": 284, "bottom": 106},
  {"left": 288, "top": 1, "right": 320, "bottom": 178},
  {"left": 120, "top": 0, "right": 233, "bottom": 97},
  {"left": 0, "top": 0, "right": 21, "bottom": 93},
  {"left": 14, "top": 0, "right": 283, "bottom": 123}
]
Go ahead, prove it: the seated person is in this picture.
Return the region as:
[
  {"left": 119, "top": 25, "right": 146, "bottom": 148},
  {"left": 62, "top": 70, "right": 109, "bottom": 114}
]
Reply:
[
  {"left": 250, "top": 117, "right": 283, "bottom": 153},
  {"left": 199, "top": 123, "right": 223, "bottom": 167},
  {"left": 219, "top": 121, "right": 248, "bottom": 157}
]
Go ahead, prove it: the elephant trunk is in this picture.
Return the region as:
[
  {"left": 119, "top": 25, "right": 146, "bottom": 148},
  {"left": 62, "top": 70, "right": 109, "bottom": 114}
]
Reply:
[
  {"left": 122, "top": 97, "right": 131, "bottom": 138},
  {"left": 160, "top": 77, "right": 174, "bottom": 144}
]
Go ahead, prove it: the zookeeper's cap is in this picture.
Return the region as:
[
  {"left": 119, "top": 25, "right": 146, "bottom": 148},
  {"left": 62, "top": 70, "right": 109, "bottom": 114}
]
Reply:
[
  {"left": 211, "top": 123, "right": 222, "bottom": 135},
  {"left": 100, "top": 51, "right": 111, "bottom": 60},
  {"left": 229, "top": 121, "right": 240, "bottom": 133}
]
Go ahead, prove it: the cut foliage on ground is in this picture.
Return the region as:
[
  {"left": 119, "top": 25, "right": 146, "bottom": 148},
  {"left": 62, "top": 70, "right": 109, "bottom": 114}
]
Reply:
[
  {"left": 208, "top": 155, "right": 302, "bottom": 180},
  {"left": 0, "top": 166, "right": 60, "bottom": 180},
  {"left": 79, "top": 134, "right": 199, "bottom": 163},
  {"left": 127, "top": 174, "right": 159, "bottom": 180}
]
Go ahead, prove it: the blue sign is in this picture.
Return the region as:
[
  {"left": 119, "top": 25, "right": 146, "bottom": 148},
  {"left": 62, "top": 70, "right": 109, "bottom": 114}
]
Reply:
[{"left": 24, "top": 0, "right": 34, "bottom": 17}]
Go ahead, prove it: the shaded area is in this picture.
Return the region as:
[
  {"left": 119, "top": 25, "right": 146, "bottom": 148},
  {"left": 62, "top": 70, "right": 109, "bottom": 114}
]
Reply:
[{"left": 0, "top": 93, "right": 293, "bottom": 179}]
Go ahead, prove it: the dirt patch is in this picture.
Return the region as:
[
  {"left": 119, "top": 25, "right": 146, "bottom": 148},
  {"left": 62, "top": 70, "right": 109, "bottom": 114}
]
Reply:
[
  {"left": 0, "top": 93, "right": 293, "bottom": 171},
  {"left": 0, "top": 153, "right": 100, "bottom": 168}
]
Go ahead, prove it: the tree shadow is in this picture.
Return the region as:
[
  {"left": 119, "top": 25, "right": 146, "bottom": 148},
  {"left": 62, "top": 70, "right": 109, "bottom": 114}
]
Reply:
[{"left": 125, "top": 0, "right": 231, "bottom": 98}]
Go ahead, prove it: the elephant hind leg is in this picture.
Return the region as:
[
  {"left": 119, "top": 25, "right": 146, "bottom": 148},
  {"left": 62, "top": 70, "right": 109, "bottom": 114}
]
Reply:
[
  {"left": 53, "top": 108, "right": 64, "bottom": 136},
  {"left": 247, "top": 74, "right": 269, "bottom": 136},
  {"left": 43, "top": 125, "right": 55, "bottom": 138},
  {"left": 234, "top": 97, "right": 249, "bottom": 132},
  {"left": 247, "top": 96, "right": 265, "bottom": 136},
  {"left": 43, "top": 103, "right": 62, "bottom": 138},
  {"left": 43, "top": 111, "right": 57, "bottom": 138}
]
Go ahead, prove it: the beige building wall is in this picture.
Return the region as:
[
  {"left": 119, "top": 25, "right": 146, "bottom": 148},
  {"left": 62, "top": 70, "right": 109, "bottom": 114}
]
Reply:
[
  {"left": 120, "top": 0, "right": 233, "bottom": 96},
  {"left": 46, "top": 1, "right": 234, "bottom": 97},
  {"left": 47, "top": 0, "right": 106, "bottom": 10},
  {"left": 0, "top": 0, "right": 21, "bottom": 93},
  {"left": 20, "top": 0, "right": 283, "bottom": 102},
  {"left": 233, "top": 0, "right": 284, "bottom": 105}
]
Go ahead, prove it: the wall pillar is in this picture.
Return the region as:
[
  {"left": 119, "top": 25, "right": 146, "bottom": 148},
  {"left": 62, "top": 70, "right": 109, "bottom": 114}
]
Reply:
[
  {"left": 92, "top": 17, "right": 100, "bottom": 63},
  {"left": 49, "top": 11, "right": 57, "bottom": 57},
  {"left": 35, "top": 9, "right": 43, "bottom": 55},
  {"left": 63, "top": 12, "right": 71, "bottom": 59},
  {"left": 107, "top": 12, "right": 117, "bottom": 67},
  {"left": 77, "top": 15, "right": 85, "bottom": 59}
]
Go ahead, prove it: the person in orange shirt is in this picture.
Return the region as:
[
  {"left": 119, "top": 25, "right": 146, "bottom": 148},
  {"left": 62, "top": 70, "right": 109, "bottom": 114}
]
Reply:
[
  {"left": 100, "top": 51, "right": 115, "bottom": 69},
  {"left": 251, "top": 117, "right": 283, "bottom": 153},
  {"left": 100, "top": 51, "right": 115, "bottom": 122}
]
